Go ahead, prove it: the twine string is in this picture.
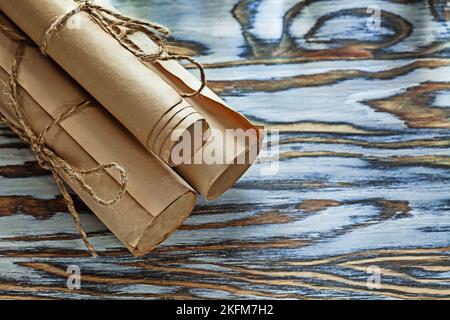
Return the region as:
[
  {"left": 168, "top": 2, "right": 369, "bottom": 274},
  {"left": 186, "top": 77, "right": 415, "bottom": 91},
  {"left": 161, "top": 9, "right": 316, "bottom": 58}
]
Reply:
[
  {"left": 1, "top": 33, "right": 128, "bottom": 257},
  {"left": 40, "top": 0, "right": 206, "bottom": 97},
  {"left": 0, "top": 24, "right": 33, "bottom": 44}
]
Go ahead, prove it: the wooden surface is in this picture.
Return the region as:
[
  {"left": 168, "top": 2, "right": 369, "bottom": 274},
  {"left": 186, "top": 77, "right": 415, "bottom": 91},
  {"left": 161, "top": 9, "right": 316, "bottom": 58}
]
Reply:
[{"left": 0, "top": 0, "right": 450, "bottom": 299}]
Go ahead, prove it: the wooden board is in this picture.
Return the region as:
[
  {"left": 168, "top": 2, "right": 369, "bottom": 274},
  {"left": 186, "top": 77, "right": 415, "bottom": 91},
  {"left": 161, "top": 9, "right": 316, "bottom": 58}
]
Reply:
[{"left": 0, "top": 0, "right": 449, "bottom": 299}]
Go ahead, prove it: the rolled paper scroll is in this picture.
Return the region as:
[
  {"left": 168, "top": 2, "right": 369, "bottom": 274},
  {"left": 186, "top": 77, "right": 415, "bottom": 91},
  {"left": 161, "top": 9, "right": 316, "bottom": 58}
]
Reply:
[
  {"left": 0, "top": 19, "right": 197, "bottom": 256},
  {"left": 0, "top": 0, "right": 210, "bottom": 165}
]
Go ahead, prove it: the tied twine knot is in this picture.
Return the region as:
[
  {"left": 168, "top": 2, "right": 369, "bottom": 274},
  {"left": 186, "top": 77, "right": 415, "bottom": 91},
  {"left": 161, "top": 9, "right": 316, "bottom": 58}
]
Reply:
[
  {"left": 0, "top": 32, "right": 128, "bottom": 257},
  {"left": 40, "top": 0, "right": 206, "bottom": 97}
]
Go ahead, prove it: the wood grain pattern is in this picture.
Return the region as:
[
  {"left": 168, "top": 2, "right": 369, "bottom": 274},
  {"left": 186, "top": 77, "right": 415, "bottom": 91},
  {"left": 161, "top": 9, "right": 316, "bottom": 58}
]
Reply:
[{"left": 0, "top": 0, "right": 449, "bottom": 299}]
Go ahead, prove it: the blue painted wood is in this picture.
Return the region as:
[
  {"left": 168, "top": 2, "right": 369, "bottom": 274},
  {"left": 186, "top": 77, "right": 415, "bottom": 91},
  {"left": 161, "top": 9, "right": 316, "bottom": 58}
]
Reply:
[{"left": 0, "top": 0, "right": 449, "bottom": 299}]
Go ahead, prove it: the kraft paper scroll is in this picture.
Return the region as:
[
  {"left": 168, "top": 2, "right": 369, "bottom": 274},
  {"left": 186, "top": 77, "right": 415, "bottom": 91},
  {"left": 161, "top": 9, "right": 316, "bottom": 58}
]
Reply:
[
  {"left": 0, "top": 0, "right": 210, "bottom": 165},
  {"left": 0, "top": 20, "right": 196, "bottom": 256},
  {"left": 0, "top": 0, "right": 263, "bottom": 200},
  {"left": 0, "top": 0, "right": 264, "bottom": 255}
]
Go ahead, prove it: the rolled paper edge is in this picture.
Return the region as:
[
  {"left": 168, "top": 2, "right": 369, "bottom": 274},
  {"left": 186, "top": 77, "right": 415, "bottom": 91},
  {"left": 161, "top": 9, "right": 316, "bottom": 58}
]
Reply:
[
  {"left": 205, "top": 130, "right": 264, "bottom": 200},
  {"left": 174, "top": 126, "right": 264, "bottom": 200},
  {"left": 152, "top": 107, "right": 198, "bottom": 155},
  {"left": 147, "top": 99, "right": 185, "bottom": 150},
  {"left": 159, "top": 113, "right": 206, "bottom": 165},
  {"left": 166, "top": 117, "right": 211, "bottom": 167},
  {"left": 154, "top": 112, "right": 211, "bottom": 166},
  {"left": 131, "top": 189, "right": 197, "bottom": 256}
]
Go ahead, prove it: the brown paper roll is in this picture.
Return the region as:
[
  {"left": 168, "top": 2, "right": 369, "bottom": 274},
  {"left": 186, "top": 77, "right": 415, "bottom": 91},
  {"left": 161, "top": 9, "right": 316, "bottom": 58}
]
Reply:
[
  {"left": 0, "top": 20, "right": 197, "bottom": 256},
  {"left": 0, "top": 0, "right": 210, "bottom": 165}
]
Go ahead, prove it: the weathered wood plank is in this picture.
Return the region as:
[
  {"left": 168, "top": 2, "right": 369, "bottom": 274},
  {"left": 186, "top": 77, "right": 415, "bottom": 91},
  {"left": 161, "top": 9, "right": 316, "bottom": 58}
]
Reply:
[{"left": 0, "top": 0, "right": 449, "bottom": 299}]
